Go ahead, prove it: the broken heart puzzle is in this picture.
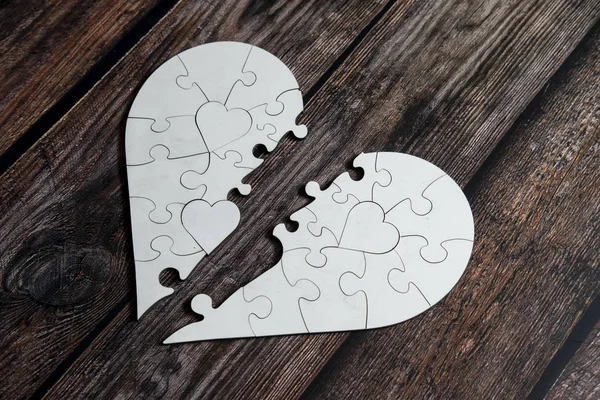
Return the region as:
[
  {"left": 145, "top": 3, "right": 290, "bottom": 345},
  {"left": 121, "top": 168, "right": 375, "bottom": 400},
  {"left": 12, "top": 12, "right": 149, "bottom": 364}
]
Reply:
[
  {"left": 126, "top": 42, "right": 307, "bottom": 318},
  {"left": 125, "top": 41, "right": 475, "bottom": 342}
]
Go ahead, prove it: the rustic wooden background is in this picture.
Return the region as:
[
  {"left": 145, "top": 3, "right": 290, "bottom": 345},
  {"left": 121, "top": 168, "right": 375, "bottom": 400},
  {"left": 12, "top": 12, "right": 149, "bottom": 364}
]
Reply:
[{"left": 1, "top": 1, "right": 599, "bottom": 399}]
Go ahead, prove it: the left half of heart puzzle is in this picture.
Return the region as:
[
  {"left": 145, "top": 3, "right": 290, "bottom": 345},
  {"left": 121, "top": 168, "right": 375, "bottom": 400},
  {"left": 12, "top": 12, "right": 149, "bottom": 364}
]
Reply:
[{"left": 125, "top": 42, "right": 307, "bottom": 318}]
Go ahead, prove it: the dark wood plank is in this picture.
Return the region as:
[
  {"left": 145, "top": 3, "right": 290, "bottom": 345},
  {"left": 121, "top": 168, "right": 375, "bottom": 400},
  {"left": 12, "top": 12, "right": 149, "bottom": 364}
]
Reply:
[
  {"left": 0, "top": 0, "right": 163, "bottom": 157},
  {"left": 546, "top": 318, "right": 600, "bottom": 399},
  {"left": 42, "top": 1, "right": 600, "bottom": 399},
  {"left": 302, "top": 23, "right": 600, "bottom": 400},
  {"left": 0, "top": 1, "right": 389, "bottom": 399}
]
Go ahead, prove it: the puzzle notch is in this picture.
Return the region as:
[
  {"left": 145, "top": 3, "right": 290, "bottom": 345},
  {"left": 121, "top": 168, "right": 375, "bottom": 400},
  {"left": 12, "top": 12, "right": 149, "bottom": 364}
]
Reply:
[
  {"left": 176, "top": 42, "right": 256, "bottom": 103},
  {"left": 130, "top": 197, "right": 203, "bottom": 261},
  {"left": 273, "top": 208, "right": 337, "bottom": 267},
  {"left": 226, "top": 45, "right": 300, "bottom": 115},
  {"left": 339, "top": 250, "right": 430, "bottom": 329},
  {"left": 179, "top": 150, "right": 252, "bottom": 205},
  {"left": 129, "top": 55, "right": 207, "bottom": 132},
  {"left": 135, "top": 236, "right": 205, "bottom": 319},
  {"left": 388, "top": 236, "right": 474, "bottom": 306},
  {"left": 127, "top": 145, "right": 209, "bottom": 223},
  {"left": 163, "top": 289, "right": 271, "bottom": 343},
  {"left": 246, "top": 260, "right": 320, "bottom": 336},
  {"left": 283, "top": 247, "right": 368, "bottom": 332},
  {"left": 213, "top": 89, "right": 307, "bottom": 170},
  {"left": 125, "top": 116, "right": 209, "bottom": 166},
  {"left": 332, "top": 152, "right": 392, "bottom": 204},
  {"left": 305, "top": 180, "right": 358, "bottom": 242},
  {"left": 384, "top": 174, "right": 474, "bottom": 263}
]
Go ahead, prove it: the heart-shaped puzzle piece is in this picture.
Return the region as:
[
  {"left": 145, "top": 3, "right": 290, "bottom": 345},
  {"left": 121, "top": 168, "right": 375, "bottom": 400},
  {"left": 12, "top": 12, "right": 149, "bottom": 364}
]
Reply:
[
  {"left": 182, "top": 199, "right": 240, "bottom": 254},
  {"left": 339, "top": 201, "right": 400, "bottom": 254},
  {"left": 126, "top": 42, "right": 307, "bottom": 318},
  {"left": 165, "top": 152, "right": 474, "bottom": 343},
  {"left": 196, "top": 102, "right": 252, "bottom": 152}
]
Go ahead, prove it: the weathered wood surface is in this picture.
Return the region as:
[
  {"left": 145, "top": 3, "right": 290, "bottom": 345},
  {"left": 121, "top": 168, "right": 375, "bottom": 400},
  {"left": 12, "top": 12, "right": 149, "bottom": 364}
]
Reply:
[
  {"left": 39, "top": 1, "right": 599, "bottom": 399},
  {"left": 547, "top": 317, "right": 600, "bottom": 399},
  {"left": 0, "top": 0, "right": 598, "bottom": 398},
  {"left": 302, "top": 24, "right": 600, "bottom": 400},
  {"left": 0, "top": 0, "right": 162, "bottom": 157},
  {"left": 0, "top": 1, "right": 389, "bottom": 398}
]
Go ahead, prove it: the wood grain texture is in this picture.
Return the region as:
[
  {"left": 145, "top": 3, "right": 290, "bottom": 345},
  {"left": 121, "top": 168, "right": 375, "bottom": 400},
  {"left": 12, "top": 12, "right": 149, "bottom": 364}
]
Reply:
[
  {"left": 0, "top": 0, "right": 163, "bottom": 157},
  {"left": 0, "top": 1, "right": 389, "bottom": 399},
  {"left": 546, "top": 318, "right": 600, "bottom": 399},
  {"left": 301, "top": 22, "right": 600, "bottom": 400},
  {"left": 41, "top": 1, "right": 600, "bottom": 399}
]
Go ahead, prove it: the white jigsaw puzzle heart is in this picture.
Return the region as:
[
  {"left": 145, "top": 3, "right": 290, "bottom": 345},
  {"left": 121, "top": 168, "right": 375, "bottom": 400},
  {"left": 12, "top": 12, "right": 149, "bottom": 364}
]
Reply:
[
  {"left": 164, "top": 152, "right": 474, "bottom": 343},
  {"left": 126, "top": 41, "right": 307, "bottom": 318}
]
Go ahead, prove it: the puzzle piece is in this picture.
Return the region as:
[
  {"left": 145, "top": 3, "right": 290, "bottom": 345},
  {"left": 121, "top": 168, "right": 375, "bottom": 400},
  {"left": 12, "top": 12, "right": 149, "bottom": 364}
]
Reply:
[
  {"left": 388, "top": 236, "right": 473, "bottom": 306},
  {"left": 129, "top": 196, "right": 160, "bottom": 261},
  {"left": 195, "top": 101, "right": 252, "bottom": 153},
  {"left": 181, "top": 199, "right": 240, "bottom": 254},
  {"left": 176, "top": 42, "right": 256, "bottom": 103},
  {"left": 127, "top": 145, "right": 209, "bottom": 223},
  {"left": 163, "top": 289, "right": 271, "bottom": 343},
  {"left": 128, "top": 55, "right": 207, "bottom": 132},
  {"left": 226, "top": 46, "right": 299, "bottom": 114},
  {"left": 304, "top": 181, "right": 358, "bottom": 241},
  {"left": 283, "top": 247, "right": 367, "bottom": 332},
  {"left": 273, "top": 208, "right": 337, "bottom": 267},
  {"left": 245, "top": 260, "right": 319, "bottom": 336},
  {"left": 332, "top": 152, "right": 392, "bottom": 203},
  {"left": 339, "top": 250, "right": 430, "bottom": 329},
  {"left": 129, "top": 197, "right": 202, "bottom": 261},
  {"left": 214, "top": 89, "right": 307, "bottom": 169},
  {"left": 213, "top": 122, "right": 272, "bottom": 170},
  {"left": 135, "top": 236, "right": 206, "bottom": 318},
  {"left": 260, "top": 89, "right": 307, "bottom": 142},
  {"left": 384, "top": 174, "right": 474, "bottom": 263},
  {"left": 125, "top": 116, "right": 208, "bottom": 166},
  {"left": 180, "top": 151, "right": 252, "bottom": 205},
  {"left": 338, "top": 201, "right": 400, "bottom": 254},
  {"left": 374, "top": 152, "right": 445, "bottom": 215}
]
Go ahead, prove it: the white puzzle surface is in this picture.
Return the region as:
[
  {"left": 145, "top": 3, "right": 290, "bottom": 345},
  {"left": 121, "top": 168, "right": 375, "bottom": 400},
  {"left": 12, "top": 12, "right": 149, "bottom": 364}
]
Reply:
[
  {"left": 126, "top": 42, "right": 307, "bottom": 318},
  {"left": 164, "top": 152, "right": 475, "bottom": 343}
]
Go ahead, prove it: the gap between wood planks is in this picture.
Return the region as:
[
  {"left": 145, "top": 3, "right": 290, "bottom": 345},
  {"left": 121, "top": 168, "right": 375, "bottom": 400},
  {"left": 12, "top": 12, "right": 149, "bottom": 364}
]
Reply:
[
  {"left": 26, "top": 1, "right": 397, "bottom": 399},
  {"left": 476, "top": 23, "right": 600, "bottom": 398},
  {"left": 506, "top": 23, "right": 600, "bottom": 399},
  {"left": 0, "top": 0, "right": 179, "bottom": 177},
  {"left": 528, "top": 294, "right": 600, "bottom": 399}
]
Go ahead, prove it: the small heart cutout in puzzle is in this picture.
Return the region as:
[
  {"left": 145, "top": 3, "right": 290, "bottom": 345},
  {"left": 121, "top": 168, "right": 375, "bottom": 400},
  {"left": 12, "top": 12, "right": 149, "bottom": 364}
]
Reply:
[
  {"left": 164, "top": 152, "right": 474, "bottom": 343},
  {"left": 126, "top": 42, "right": 307, "bottom": 318}
]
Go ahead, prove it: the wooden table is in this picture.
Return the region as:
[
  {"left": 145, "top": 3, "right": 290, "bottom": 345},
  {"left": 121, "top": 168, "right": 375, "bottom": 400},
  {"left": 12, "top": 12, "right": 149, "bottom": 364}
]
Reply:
[{"left": 1, "top": 1, "right": 599, "bottom": 399}]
